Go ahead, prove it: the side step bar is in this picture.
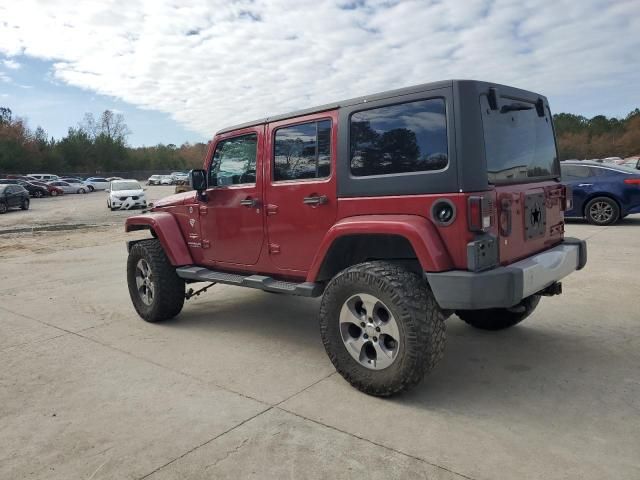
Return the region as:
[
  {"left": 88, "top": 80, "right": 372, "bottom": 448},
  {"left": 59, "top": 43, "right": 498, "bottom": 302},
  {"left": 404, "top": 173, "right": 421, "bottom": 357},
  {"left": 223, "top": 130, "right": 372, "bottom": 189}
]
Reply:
[{"left": 175, "top": 266, "right": 324, "bottom": 298}]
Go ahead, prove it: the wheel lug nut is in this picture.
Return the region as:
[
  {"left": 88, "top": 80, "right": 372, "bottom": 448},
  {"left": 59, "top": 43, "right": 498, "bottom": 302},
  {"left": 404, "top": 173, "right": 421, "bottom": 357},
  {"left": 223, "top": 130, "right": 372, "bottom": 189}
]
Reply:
[
  {"left": 360, "top": 322, "right": 365, "bottom": 327},
  {"left": 375, "top": 327, "right": 380, "bottom": 332},
  {"left": 363, "top": 334, "right": 369, "bottom": 339},
  {"left": 373, "top": 336, "right": 378, "bottom": 342}
]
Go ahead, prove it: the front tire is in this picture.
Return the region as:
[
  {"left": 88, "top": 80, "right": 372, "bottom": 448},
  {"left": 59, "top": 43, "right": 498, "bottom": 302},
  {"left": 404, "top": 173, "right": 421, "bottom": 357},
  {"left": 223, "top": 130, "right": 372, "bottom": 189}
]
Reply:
[
  {"left": 127, "top": 239, "right": 185, "bottom": 322},
  {"left": 456, "top": 295, "right": 541, "bottom": 331},
  {"left": 319, "top": 261, "right": 446, "bottom": 397},
  {"left": 0, "top": 202, "right": 7, "bottom": 214},
  {"left": 50, "top": 190, "right": 58, "bottom": 196},
  {"left": 78, "top": 188, "right": 86, "bottom": 194},
  {"left": 585, "top": 196, "right": 619, "bottom": 225},
  {"left": 34, "top": 190, "right": 43, "bottom": 198},
  {"left": 21, "top": 198, "right": 30, "bottom": 210}
]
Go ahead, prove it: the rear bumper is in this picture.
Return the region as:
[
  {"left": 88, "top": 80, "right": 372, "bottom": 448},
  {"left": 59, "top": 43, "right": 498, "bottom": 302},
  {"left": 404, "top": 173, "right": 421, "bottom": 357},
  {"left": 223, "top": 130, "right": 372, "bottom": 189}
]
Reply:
[{"left": 426, "top": 238, "right": 587, "bottom": 310}]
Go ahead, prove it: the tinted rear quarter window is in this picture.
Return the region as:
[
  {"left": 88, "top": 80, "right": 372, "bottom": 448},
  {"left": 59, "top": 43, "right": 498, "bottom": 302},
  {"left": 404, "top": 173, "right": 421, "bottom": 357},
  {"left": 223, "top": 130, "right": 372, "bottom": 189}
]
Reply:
[{"left": 349, "top": 98, "right": 448, "bottom": 177}]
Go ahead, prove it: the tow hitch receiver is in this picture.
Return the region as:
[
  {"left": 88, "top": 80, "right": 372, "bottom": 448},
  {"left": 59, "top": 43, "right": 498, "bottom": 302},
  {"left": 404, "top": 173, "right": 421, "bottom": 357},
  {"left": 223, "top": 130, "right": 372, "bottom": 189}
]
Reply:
[{"left": 539, "top": 282, "right": 562, "bottom": 297}]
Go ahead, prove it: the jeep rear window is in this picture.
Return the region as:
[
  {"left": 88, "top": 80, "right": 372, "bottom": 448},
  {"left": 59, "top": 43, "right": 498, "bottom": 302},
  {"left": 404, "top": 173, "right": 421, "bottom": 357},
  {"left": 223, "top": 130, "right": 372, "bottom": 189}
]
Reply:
[
  {"left": 481, "top": 96, "right": 559, "bottom": 184},
  {"left": 349, "top": 98, "right": 448, "bottom": 177}
]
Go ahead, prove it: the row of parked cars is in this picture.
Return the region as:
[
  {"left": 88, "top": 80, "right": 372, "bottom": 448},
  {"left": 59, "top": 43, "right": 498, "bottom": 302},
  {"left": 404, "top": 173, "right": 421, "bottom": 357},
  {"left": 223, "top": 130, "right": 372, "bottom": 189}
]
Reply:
[
  {"left": 0, "top": 173, "right": 150, "bottom": 214},
  {"left": 147, "top": 172, "right": 189, "bottom": 185}
]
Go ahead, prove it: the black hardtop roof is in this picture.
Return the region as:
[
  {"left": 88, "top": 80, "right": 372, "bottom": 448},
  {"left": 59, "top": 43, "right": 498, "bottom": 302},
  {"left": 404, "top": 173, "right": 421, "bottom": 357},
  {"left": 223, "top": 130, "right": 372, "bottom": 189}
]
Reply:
[{"left": 215, "top": 79, "right": 543, "bottom": 136}]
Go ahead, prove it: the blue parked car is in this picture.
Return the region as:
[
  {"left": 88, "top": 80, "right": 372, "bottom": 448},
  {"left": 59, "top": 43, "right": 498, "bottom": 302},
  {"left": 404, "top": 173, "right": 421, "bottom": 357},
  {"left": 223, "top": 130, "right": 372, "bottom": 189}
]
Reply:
[{"left": 561, "top": 160, "right": 640, "bottom": 225}]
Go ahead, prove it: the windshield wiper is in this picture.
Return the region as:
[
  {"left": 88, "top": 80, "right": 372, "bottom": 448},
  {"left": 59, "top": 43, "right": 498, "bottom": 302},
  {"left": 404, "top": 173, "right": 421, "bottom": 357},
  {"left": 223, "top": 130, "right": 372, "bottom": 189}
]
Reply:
[{"left": 500, "top": 103, "right": 533, "bottom": 113}]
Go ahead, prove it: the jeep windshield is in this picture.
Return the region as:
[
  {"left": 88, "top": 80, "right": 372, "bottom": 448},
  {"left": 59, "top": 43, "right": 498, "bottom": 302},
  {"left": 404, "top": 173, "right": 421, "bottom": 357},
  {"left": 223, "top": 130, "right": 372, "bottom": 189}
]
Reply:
[{"left": 481, "top": 96, "right": 560, "bottom": 184}]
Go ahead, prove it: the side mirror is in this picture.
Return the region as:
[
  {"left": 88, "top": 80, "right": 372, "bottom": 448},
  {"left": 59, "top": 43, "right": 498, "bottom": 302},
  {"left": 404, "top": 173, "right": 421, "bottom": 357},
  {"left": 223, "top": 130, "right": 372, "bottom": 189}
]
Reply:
[{"left": 189, "top": 169, "right": 207, "bottom": 192}]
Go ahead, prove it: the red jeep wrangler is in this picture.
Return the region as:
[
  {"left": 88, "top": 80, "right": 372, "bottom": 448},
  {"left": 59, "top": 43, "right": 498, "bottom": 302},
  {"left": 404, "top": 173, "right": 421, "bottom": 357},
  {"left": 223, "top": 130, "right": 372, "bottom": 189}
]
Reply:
[{"left": 125, "top": 80, "right": 586, "bottom": 396}]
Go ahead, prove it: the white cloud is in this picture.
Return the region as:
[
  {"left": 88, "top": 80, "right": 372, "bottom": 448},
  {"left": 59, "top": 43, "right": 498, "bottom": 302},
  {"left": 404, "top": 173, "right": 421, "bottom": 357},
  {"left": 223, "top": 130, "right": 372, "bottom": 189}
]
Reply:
[
  {"left": 2, "top": 58, "right": 20, "bottom": 69},
  {"left": 0, "top": 0, "right": 639, "bottom": 137}
]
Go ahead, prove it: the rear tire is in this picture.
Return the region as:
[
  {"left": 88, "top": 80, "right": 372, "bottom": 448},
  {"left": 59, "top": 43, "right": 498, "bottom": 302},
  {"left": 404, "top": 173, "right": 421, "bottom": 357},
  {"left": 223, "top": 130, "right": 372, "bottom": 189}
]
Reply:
[
  {"left": 51, "top": 190, "right": 58, "bottom": 196},
  {"left": 319, "top": 261, "right": 446, "bottom": 397},
  {"left": 78, "top": 188, "right": 86, "bottom": 194},
  {"left": 456, "top": 295, "right": 541, "bottom": 331},
  {"left": 21, "top": 198, "right": 30, "bottom": 210},
  {"left": 34, "top": 190, "right": 43, "bottom": 198},
  {"left": 0, "top": 202, "right": 7, "bottom": 214},
  {"left": 585, "top": 196, "right": 619, "bottom": 225},
  {"left": 127, "top": 239, "right": 185, "bottom": 322}
]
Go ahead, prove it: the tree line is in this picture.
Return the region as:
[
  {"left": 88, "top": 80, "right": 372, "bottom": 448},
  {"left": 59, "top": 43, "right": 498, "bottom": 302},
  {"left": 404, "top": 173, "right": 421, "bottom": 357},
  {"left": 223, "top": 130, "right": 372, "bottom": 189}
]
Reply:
[
  {"left": 1, "top": 105, "right": 639, "bottom": 175},
  {"left": 0, "top": 107, "right": 207, "bottom": 175},
  {"left": 554, "top": 108, "right": 640, "bottom": 160}
]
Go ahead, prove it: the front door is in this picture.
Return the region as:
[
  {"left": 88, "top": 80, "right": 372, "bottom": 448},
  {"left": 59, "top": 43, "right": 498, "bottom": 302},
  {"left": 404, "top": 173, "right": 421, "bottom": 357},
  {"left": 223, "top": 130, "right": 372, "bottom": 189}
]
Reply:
[
  {"left": 265, "top": 113, "right": 338, "bottom": 274},
  {"left": 200, "top": 127, "right": 265, "bottom": 267}
]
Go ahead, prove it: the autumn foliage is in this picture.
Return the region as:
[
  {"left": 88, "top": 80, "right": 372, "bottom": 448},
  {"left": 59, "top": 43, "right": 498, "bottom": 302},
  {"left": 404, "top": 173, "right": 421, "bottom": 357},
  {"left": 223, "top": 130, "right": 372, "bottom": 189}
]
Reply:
[{"left": 554, "top": 109, "right": 640, "bottom": 160}]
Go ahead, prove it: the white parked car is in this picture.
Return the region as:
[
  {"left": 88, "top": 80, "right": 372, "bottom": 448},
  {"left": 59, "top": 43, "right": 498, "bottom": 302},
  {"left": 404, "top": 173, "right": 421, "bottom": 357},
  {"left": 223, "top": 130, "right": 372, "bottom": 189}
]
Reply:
[
  {"left": 47, "top": 180, "right": 89, "bottom": 194},
  {"left": 29, "top": 173, "right": 59, "bottom": 182},
  {"left": 107, "top": 179, "right": 147, "bottom": 211},
  {"left": 85, "top": 177, "right": 111, "bottom": 191},
  {"left": 160, "top": 175, "right": 174, "bottom": 185},
  {"left": 147, "top": 175, "right": 163, "bottom": 185}
]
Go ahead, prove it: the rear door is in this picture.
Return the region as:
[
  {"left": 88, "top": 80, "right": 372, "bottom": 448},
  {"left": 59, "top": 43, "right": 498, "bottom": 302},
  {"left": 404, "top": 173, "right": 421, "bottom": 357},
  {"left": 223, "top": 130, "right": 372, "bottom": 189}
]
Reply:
[
  {"left": 264, "top": 112, "right": 338, "bottom": 274},
  {"left": 200, "top": 127, "right": 265, "bottom": 267}
]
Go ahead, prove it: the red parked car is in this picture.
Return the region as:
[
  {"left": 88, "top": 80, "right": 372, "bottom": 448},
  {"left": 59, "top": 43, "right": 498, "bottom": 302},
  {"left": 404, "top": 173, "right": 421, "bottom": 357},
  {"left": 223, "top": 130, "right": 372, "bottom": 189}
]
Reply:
[
  {"left": 30, "top": 180, "right": 64, "bottom": 196},
  {"left": 124, "top": 80, "right": 586, "bottom": 396}
]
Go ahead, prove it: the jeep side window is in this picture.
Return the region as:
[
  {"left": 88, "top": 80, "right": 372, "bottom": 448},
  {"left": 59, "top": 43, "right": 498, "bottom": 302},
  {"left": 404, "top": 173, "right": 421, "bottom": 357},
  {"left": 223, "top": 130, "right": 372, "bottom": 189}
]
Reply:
[
  {"left": 349, "top": 98, "right": 448, "bottom": 177},
  {"left": 209, "top": 134, "right": 258, "bottom": 187},
  {"left": 273, "top": 120, "right": 331, "bottom": 181}
]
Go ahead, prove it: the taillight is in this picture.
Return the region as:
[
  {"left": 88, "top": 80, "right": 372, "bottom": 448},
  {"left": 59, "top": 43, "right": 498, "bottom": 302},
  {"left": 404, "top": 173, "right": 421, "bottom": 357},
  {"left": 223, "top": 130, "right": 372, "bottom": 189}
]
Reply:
[
  {"left": 468, "top": 196, "right": 492, "bottom": 232},
  {"left": 624, "top": 178, "right": 640, "bottom": 185},
  {"left": 562, "top": 185, "right": 573, "bottom": 211}
]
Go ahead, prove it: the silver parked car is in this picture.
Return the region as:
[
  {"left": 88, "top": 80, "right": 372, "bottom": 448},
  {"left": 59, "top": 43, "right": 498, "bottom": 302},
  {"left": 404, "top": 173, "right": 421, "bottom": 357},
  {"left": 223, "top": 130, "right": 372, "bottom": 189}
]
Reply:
[{"left": 47, "top": 180, "right": 89, "bottom": 194}]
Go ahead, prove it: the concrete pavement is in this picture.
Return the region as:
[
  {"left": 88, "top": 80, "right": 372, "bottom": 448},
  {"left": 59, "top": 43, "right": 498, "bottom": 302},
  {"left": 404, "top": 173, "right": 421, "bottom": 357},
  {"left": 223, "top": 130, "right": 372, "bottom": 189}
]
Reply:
[{"left": 1, "top": 217, "right": 639, "bottom": 479}]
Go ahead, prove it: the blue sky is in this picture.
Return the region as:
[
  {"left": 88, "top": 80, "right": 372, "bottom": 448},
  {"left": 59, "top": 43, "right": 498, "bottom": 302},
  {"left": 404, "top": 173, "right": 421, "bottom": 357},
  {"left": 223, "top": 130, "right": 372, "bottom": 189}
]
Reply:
[
  {"left": 1, "top": 0, "right": 639, "bottom": 147},
  {"left": 0, "top": 57, "right": 204, "bottom": 146}
]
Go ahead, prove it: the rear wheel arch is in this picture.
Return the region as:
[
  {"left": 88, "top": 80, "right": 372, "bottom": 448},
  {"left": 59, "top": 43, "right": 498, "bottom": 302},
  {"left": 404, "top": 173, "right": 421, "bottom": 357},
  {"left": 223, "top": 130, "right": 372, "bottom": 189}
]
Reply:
[{"left": 315, "top": 234, "right": 422, "bottom": 282}]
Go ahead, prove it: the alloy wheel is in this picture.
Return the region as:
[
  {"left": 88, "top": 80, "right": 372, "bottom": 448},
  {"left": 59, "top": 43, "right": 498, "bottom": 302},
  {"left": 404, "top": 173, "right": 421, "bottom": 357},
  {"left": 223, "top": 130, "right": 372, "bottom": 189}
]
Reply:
[
  {"left": 339, "top": 293, "right": 400, "bottom": 370},
  {"left": 589, "top": 201, "right": 613, "bottom": 224},
  {"left": 135, "top": 259, "right": 155, "bottom": 306}
]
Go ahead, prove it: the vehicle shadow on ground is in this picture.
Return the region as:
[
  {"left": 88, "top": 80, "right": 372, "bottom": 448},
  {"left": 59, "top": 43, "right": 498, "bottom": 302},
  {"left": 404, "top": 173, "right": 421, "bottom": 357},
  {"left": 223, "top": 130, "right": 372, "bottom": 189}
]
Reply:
[
  {"left": 163, "top": 290, "right": 611, "bottom": 410},
  {"left": 160, "top": 290, "right": 326, "bottom": 353}
]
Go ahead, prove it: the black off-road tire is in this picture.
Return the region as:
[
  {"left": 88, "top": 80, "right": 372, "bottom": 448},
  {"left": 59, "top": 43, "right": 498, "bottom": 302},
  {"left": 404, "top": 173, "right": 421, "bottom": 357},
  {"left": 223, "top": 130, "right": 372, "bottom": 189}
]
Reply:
[
  {"left": 319, "top": 261, "right": 446, "bottom": 397},
  {"left": 21, "top": 198, "right": 30, "bottom": 210},
  {"left": 127, "top": 239, "right": 185, "bottom": 322},
  {"left": 456, "top": 295, "right": 541, "bottom": 331},
  {"left": 585, "top": 196, "right": 619, "bottom": 225}
]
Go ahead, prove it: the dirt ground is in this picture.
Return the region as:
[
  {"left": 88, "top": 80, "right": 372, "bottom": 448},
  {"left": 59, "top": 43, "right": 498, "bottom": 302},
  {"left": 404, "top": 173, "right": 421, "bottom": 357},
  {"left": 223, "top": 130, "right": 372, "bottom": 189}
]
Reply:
[{"left": 1, "top": 189, "right": 639, "bottom": 480}]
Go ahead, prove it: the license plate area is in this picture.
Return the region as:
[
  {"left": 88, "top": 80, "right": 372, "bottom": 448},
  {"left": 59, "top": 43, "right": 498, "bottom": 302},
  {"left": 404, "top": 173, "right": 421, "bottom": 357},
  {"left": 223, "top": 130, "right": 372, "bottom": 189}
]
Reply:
[{"left": 524, "top": 193, "right": 546, "bottom": 240}]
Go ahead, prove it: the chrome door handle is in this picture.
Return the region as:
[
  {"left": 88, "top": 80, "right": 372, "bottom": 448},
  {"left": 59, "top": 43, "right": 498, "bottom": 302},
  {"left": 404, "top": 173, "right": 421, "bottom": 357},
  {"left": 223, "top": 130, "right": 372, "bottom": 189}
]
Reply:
[
  {"left": 578, "top": 183, "right": 593, "bottom": 187},
  {"left": 303, "top": 195, "right": 328, "bottom": 206},
  {"left": 240, "top": 198, "right": 259, "bottom": 207}
]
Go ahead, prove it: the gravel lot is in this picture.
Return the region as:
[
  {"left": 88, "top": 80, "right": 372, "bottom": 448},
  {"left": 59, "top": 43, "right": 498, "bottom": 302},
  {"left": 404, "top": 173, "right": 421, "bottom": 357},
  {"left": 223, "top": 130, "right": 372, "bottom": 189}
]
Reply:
[{"left": 1, "top": 189, "right": 639, "bottom": 479}]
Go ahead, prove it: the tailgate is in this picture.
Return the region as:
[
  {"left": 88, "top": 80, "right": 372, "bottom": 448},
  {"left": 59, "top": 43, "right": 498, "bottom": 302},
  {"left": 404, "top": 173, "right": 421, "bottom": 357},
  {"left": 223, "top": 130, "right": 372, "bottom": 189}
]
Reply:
[{"left": 492, "top": 181, "right": 566, "bottom": 265}]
